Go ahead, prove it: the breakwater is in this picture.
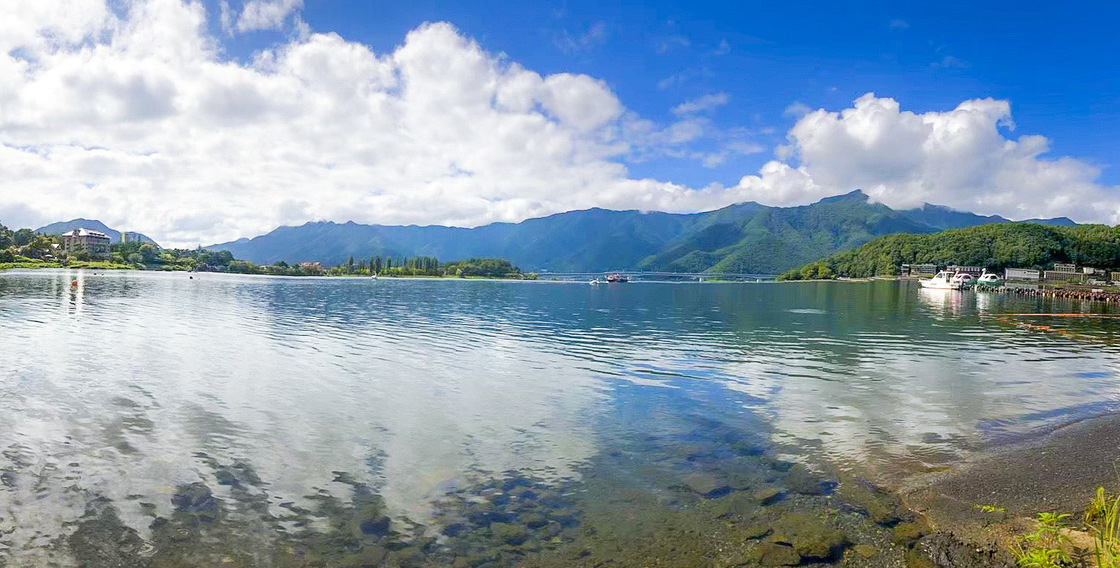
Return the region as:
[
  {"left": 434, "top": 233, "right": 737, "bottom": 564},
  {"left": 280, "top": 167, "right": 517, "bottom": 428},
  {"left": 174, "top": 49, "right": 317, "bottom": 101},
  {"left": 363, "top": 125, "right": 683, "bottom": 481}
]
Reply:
[{"left": 977, "top": 284, "right": 1120, "bottom": 302}]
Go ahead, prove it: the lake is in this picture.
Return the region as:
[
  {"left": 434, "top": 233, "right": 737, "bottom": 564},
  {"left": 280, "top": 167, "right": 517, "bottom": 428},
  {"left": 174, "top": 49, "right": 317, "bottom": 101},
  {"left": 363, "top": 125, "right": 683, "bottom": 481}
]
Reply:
[{"left": 1, "top": 270, "right": 1119, "bottom": 566}]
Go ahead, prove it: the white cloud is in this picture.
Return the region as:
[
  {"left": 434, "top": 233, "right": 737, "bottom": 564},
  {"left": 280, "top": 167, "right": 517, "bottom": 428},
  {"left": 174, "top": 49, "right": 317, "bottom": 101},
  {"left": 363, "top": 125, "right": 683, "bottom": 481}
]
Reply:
[
  {"left": 655, "top": 35, "right": 690, "bottom": 55},
  {"left": 783, "top": 101, "right": 811, "bottom": 118},
  {"left": 0, "top": 1, "right": 739, "bottom": 246},
  {"left": 714, "top": 39, "right": 730, "bottom": 55},
  {"left": 932, "top": 55, "right": 969, "bottom": 69},
  {"left": 553, "top": 21, "right": 607, "bottom": 54},
  {"left": 731, "top": 93, "right": 1120, "bottom": 223},
  {"left": 889, "top": 19, "right": 910, "bottom": 30},
  {"left": 672, "top": 93, "right": 728, "bottom": 116},
  {"left": 0, "top": 2, "right": 1116, "bottom": 249},
  {"left": 237, "top": 0, "right": 302, "bottom": 33}
]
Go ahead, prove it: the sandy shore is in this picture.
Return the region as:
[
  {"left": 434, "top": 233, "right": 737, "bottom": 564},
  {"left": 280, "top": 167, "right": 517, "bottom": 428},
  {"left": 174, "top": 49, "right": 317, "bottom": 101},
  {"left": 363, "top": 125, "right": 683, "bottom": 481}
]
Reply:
[{"left": 898, "top": 412, "right": 1120, "bottom": 566}]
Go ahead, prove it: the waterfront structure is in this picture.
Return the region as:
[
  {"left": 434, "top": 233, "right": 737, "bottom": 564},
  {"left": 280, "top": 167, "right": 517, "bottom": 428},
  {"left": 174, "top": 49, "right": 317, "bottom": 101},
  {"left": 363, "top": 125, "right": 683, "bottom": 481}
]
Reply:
[
  {"left": 902, "top": 263, "right": 936, "bottom": 276},
  {"left": 1052, "top": 263, "right": 1077, "bottom": 274},
  {"left": 947, "top": 265, "right": 983, "bottom": 276},
  {"left": 61, "top": 228, "right": 111, "bottom": 259},
  {"left": 1004, "top": 268, "right": 1040, "bottom": 281},
  {"left": 1111, "top": 272, "right": 1120, "bottom": 284}
]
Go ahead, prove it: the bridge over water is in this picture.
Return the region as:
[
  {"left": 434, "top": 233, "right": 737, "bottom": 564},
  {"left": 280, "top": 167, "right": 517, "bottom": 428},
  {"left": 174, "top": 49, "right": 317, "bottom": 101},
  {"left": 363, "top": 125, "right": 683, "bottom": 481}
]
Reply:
[{"left": 534, "top": 271, "right": 777, "bottom": 282}]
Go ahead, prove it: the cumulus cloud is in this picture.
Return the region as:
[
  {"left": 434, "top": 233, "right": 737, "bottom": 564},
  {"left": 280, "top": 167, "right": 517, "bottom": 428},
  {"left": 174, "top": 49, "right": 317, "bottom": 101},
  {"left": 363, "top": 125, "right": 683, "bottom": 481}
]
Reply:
[
  {"left": 1, "top": 1, "right": 1116, "bottom": 248},
  {"left": 731, "top": 93, "right": 1120, "bottom": 223},
  {"left": 236, "top": 0, "right": 302, "bottom": 32},
  {"left": 0, "top": 0, "right": 738, "bottom": 246}
]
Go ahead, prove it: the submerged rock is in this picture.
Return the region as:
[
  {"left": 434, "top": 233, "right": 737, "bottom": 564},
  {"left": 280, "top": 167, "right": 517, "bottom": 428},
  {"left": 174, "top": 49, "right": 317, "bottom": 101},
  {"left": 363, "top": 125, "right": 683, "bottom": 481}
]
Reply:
[
  {"left": 68, "top": 497, "right": 151, "bottom": 568},
  {"left": 521, "top": 512, "right": 549, "bottom": 529},
  {"left": 891, "top": 520, "right": 927, "bottom": 544},
  {"left": 681, "top": 472, "right": 731, "bottom": 497},
  {"left": 835, "top": 479, "right": 905, "bottom": 525},
  {"left": 852, "top": 543, "right": 878, "bottom": 559},
  {"left": 340, "top": 544, "right": 387, "bottom": 567},
  {"left": 171, "top": 482, "right": 218, "bottom": 517},
  {"left": 490, "top": 522, "right": 530, "bottom": 545},
  {"left": 770, "top": 511, "right": 848, "bottom": 560},
  {"left": 751, "top": 487, "right": 785, "bottom": 505},
  {"left": 711, "top": 492, "right": 761, "bottom": 518},
  {"left": 784, "top": 464, "right": 832, "bottom": 495},
  {"left": 750, "top": 541, "right": 801, "bottom": 566}
]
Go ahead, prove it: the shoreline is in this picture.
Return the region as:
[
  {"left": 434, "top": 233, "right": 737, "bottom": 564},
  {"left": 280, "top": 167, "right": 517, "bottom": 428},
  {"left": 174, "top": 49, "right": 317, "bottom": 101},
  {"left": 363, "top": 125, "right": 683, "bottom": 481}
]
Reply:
[{"left": 894, "top": 410, "right": 1120, "bottom": 566}]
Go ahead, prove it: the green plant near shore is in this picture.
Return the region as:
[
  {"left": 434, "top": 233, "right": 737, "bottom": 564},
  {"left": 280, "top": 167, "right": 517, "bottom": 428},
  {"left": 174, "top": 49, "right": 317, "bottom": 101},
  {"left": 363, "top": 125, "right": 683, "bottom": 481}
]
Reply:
[
  {"left": 1011, "top": 512, "right": 1072, "bottom": 568},
  {"left": 1086, "top": 487, "right": 1120, "bottom": 568}
]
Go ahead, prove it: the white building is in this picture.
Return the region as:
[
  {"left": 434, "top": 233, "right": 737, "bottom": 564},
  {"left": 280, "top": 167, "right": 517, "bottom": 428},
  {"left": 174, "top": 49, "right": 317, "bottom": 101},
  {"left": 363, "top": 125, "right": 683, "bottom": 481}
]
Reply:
[
  {"left": 61, "top": 228, "right": 111, "bottom": 259},
  {"left": 1004, "top": 268, "right": 1040, "bottom": 281}
]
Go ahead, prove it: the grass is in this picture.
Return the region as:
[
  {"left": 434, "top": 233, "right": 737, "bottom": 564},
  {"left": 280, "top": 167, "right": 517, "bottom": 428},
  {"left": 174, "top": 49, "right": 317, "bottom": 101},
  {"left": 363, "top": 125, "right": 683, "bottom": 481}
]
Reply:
[
  {"left": 0, "top": 259, "right": 135, "bottom": 271},
  {"left": 1011, "top": 512, "right": 1072, "bottom": 567},
  {"left": 1086, "top": 487, "right": 1120, "bottom": 568},
  {"left": 1011, "top": 486, "right": 1120, "bottom": 568}
]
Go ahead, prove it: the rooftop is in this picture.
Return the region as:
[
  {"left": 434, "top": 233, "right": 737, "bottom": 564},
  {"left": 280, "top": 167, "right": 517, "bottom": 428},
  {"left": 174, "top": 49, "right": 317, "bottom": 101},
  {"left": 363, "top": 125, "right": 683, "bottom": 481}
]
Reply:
[{"left": 62, "top": 228, "right": 110, "bottom": 239}]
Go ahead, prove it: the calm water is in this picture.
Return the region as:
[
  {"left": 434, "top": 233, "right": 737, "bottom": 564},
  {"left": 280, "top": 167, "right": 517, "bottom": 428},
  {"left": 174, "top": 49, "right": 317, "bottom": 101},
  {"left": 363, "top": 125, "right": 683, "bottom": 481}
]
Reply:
[{"left": 1, "top": 270, "right": 1119, "bottom": 566}]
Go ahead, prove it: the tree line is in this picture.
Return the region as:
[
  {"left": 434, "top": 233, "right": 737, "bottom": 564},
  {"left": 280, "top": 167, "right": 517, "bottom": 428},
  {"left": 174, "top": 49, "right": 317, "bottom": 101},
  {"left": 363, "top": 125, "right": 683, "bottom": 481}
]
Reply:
[
  {"left": 328, "top": 255, "right": 533, "bottom": 279},
  {"left": 778, "top": 222, "right": 1120, "bottom": 280}
]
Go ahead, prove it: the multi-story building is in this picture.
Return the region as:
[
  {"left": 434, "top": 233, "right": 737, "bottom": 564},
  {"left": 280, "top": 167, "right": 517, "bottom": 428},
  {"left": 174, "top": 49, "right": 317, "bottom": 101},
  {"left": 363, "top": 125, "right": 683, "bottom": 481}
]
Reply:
[
  {"left": 1004, "top": 268, "right": 1040, "bottom": 281},
  {"left": 61, "top": 228, "right": 111, "bottom": 259},
  {"left": 902, "top": 263, "right": 937, "bottom": 276}
]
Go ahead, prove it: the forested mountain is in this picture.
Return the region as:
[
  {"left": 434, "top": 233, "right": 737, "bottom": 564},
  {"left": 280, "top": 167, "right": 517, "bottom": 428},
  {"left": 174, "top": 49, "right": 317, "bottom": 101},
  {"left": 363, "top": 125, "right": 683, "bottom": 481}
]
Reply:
[
  {"left": 204, "top": 190, "right": 1081, "bottom": 274},
  {"left": 35, "top": 219, "right": 158, "bottom": 245},
  {"left": 779, "top": 223, "right": 1120, "bottom": 280}
]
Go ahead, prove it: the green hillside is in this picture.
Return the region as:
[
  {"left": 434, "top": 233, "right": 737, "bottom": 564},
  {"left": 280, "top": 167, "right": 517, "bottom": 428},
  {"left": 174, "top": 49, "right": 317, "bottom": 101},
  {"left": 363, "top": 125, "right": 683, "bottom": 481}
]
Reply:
[
  {"left": 214, "top": 190, "right": 1061, "bottom": 274},
  {"left": 637, "top": 191, "right": 935, "bottom": 274},
  {"left": 779, "top": 223, "right": 1120, "bottom": 280}
]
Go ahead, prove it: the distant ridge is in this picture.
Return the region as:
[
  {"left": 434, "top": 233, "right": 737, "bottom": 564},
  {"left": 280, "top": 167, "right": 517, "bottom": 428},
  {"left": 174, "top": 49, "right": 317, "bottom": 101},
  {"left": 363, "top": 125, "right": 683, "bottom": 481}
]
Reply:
[
  {"left": 35, "top": 219, "right": 159, "bottom": 246},
  {"left": 204, "top": 190, "right": 1081, "bottom": 274}
]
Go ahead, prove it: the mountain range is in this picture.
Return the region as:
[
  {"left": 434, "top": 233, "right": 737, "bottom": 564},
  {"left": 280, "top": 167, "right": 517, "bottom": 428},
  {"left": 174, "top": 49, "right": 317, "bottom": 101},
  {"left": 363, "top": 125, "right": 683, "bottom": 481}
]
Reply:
[
  {"left": 204, "top": 190, "right": 1076, "bottom": 274},
  {"left": 35, "top": 219, "right": 159, "bottom": 246}
]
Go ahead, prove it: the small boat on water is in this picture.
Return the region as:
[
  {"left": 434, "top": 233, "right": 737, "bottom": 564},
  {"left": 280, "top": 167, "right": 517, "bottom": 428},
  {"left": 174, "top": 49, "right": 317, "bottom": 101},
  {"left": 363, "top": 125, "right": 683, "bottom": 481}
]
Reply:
[
  {"left": 976, "top": 270, "right": 1002, "bottom": 287},
  {"left": 589, "top": 278, "right": 601, "bottom": 285},
  {"left": 920, "top": 271, "right": 974, "bottom": 290},
  {"left": 606, "top": 273, "right": 629, "bottom": 283}
]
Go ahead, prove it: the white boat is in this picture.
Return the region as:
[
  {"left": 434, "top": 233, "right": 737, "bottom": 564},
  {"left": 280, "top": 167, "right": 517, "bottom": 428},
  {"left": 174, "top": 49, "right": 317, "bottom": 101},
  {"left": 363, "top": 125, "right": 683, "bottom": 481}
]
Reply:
[
  {"left": 920, "top": 271, "right": 974, "bottom": 290},
  {"left": 976, "top": 270, "right": 1001, "bottom": 287},
  {"left": 952, "top": 272, "right": 976, "bottom": 289},
  {"left": 589, "top": 278, "right": 601, "bottom": 285},
  {"left": 371, "top": 274, "right": 378, "bottom": 280}
]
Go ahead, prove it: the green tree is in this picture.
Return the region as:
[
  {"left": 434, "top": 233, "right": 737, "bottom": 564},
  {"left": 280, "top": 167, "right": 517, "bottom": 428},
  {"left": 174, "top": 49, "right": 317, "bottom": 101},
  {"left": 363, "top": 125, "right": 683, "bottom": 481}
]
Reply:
[
  {"left": 12, "top": 228, "right": 34, "bottom": 246},
  {"left": 140, "top": 243, "right": 159, "bottom": 264},
  {"left": 0, "top": 223, "right": 12, "bottom": 249}
]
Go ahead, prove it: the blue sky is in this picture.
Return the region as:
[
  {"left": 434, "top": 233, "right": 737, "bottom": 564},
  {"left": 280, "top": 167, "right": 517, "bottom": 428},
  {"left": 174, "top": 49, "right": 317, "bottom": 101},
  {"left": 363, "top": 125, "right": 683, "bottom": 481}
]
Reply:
[
  {"left": 3, "top": 0, "right": 1119, "bottom": 245},
  {"left": 214, "top": 0, "right": 1120, "bottom": 187}
]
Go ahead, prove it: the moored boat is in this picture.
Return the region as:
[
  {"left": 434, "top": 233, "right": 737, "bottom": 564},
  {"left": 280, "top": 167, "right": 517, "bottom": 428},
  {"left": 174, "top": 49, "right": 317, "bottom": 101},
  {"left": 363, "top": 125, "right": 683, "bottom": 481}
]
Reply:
[
  {"left": 976, "top": 270, "right": 1002, "bottom": 287},
  {"left": 920, "top": 271, "right": 974, "bottom": 290}
]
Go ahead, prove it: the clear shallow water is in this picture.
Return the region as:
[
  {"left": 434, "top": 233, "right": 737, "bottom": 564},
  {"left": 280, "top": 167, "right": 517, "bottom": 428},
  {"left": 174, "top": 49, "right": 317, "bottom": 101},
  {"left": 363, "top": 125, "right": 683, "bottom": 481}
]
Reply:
[{"left": 1, "top": 270, "right": 1119, "bottom": 566}]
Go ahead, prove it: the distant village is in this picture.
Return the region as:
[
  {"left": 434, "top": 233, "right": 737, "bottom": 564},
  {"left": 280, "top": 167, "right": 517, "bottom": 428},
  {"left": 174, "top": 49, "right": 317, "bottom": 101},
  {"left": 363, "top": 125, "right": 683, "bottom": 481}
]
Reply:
[{"left": 901, "top": 262, "right": 1119, "bottom": 286}]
